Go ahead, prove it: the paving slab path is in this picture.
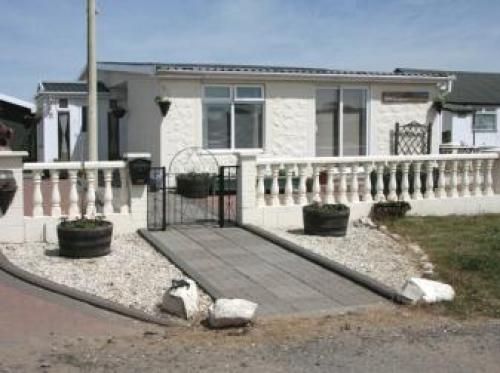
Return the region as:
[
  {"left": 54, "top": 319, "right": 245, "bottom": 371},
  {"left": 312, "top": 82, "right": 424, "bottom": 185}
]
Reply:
[
  {"left": 0, "top": 267, "right": 145, "bottom": 346},
  {"left": 141, "top": 225, "right": 387, "bottom": 317}
]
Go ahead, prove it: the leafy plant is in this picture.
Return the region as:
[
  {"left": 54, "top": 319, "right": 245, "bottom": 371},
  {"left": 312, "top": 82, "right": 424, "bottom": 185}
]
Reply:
[{"left": 371, "top": 201, "right": 411, "bottom": 221}]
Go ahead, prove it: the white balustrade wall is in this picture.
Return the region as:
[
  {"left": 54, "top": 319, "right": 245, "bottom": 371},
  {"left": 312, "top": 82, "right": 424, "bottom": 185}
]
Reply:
[
  {"left": 0, "top": 152, "right": 150, "bottom": 243},
  {"left": 237, "top": 152, "right": 500, "bottom": 227},
  {"left": 24, "top": 161, "right": 129, "bottom": 219}
]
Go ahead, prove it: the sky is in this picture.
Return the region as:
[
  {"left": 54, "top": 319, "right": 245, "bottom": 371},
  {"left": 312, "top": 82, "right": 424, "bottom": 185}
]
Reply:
[{"left": 1, "top": 0, "right": 500, "bottom": 101}]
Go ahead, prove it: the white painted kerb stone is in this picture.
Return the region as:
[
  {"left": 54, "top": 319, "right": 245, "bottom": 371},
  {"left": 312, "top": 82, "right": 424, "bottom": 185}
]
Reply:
[
  {"left": 402, "top": 277, "right": 455, "bottom": 303},
  {"left": 162, "top": 279, "right": 199, "bottom": 319},
  {"left": 208, "top": 298, "right": 258, "bottom": 328}
]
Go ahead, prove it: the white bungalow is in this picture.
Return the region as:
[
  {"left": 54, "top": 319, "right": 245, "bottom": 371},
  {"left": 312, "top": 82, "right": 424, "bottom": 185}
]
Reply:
[{"left": 79, "top": 62, "right": 453, "bottom": 166}]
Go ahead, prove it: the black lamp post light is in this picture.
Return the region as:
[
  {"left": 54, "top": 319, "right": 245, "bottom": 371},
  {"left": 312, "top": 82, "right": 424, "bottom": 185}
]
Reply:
[{"left": 155, "top": 96, "right": 171, "bottom": 117}]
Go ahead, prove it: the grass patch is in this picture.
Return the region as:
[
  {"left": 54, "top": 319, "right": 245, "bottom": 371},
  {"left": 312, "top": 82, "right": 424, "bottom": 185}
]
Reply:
[{"left": 385, "top": 214, "right": 500, "bottom": 318}]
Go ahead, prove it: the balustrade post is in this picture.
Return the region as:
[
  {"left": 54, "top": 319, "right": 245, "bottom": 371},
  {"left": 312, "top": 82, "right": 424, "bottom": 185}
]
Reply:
[
  {"left": 363, "top": 162, "right": 373, "bottom": 202},
  {"left": 284, "top": 164, "right": 295, "bottom": 206},
  {"left": 350, "top": 164, "right": 359, "bottom": 203},
  {"left": 32, "top": 170, "right": 44, "bottom": 217},
  {"left": 412, "top": 162, "right": 423, "bottom": 200},
  {"left": 473, "top": 159, "right": 482, "bottom": 196},
  {"left": 256, "top": 164, "right": 266, "bottom": 207},
  {"left": 387, "top": 162, "right": 398, "bottom": 201},
  {"left": 50, "top": 170, "right": 61, "bottom": 217},
  {"left": 400, "top": 162, "right": 410, "bottom": 201},
  {"left": 325, "top": 165, "right": 335, "bottom": 204},
  {"left": 437, "top": 160, "right": 447, "bottom": 199},
  {"left": 68, "top": 170, "right": 80, "bottom": 218},
  {"left": 297, "top": 163, "right": 308, "bottom": 205},
  {"left": 375, "top": 163, "right": 385, "bottom": 201},
  {"left": 424, "top": 161, "right": 435, "bottom": 199},
  {"left": 338, "top": 164, "right": 348, "bottom": 204},
  {"left": 461, "top": 160, "right": 470, "bottom": 197},
  {"left": 312, "top": 165, "right": 322, "bottom": 203},
  {"left": 449, "top": 160, "right": 459, "bottom": 198},
  {"left": 119, "top": 168, "right": 129, "bottom": 214},
  {"left": 103, "top": 169, "right": 114, "bottom": 214},
  {"left": 485, "top": 159, "right": 494, "bottom": 196},
  {"left": 270, "top": 164, "right": 280, "bottom": 206},
  {"left": 86, "top": 169, "right": 96, "bottom": 217}
]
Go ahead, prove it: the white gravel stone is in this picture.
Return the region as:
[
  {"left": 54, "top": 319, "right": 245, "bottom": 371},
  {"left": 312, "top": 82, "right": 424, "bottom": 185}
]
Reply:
[
  {"left": 265, "top": 225, "right": 422, "bottom": 290},
  {"left": 0, "top": 233, "right": 212, "bottom": 317}
]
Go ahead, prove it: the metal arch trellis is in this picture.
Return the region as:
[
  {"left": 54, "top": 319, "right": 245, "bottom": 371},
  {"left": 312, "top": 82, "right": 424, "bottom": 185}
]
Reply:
[{"left": 394, "top": 121, "right": 432, "bottom": 155}]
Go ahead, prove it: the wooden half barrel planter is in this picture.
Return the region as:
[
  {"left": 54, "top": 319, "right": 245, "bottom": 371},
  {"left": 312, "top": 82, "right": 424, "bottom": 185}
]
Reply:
[
  {"left": 0, "top": 170, "right": 17, "bottom": 216},
  {"left": 57, "top": 219, "right": 113, "bottom": 258},
  {"left": 303, "top": 203, "right": 350, "bottom": 237}
]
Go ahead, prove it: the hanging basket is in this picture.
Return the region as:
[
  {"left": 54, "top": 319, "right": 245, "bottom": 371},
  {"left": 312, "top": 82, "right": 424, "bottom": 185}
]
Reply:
[{"left": 156, "top": 99, "right": 171, "bottom": 117}]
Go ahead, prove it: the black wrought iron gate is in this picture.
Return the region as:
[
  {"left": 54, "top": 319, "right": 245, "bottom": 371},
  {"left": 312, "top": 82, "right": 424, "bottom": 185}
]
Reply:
[{"left": 147, "top": 165, "right": 238, "bottom": 230}]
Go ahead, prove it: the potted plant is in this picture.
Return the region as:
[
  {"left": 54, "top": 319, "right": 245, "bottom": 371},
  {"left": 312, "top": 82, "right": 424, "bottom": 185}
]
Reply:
[
  {"left": 57, "top": 217, "right": 113, "bottom": 258},
  {"left": 176, "top": 172, "right": 214, "bottom": 198},
  {"left": 56, "top": 164, "right": 113, "bottom": 258},
  {"left": 155, "top": 96, "right": 171, "bottom": 117},
  {"left": 303, "top": 203, "right": 350, "bottom": 237},
  {"left": 0, "top": 123, "right": 17, "bottom": 216},
  {"left": 371, "top": 201, "right": 411, "bottom": 222}
]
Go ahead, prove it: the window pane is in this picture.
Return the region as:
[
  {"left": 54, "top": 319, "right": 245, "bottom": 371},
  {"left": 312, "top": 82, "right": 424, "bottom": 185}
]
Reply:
[
  {"left": 343, "top": 89, "right": 367, "bottom": 156},
  {"left": 474, "top": 113, "right": 496, "bottom": 132},
  {"left": 81, "top": 106, "right": 87, "bottom": 133},
  {"left": 203, "top": 103, "right": 231, "bottom": 149},
  {"left": 236, "top": 87, "right": 262, "bottom": 99},
  {"left": 315, "top": 89, "right": 339, "bottom": 156},
  {"left": 234, "top": 103, "right": 263, "bottom": 148},
  {"left": 205, "top": 86, "right": 230, "bottom": 99},
  {"left": 58, "top": 112, "right": 70, "bottom": 160}
]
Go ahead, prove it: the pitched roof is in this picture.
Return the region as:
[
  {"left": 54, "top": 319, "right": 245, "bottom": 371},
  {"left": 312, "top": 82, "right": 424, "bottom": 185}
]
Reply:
[
  {"left": 96, "top": 61, "right": 451, "bottom": 82},
  {"left": 395, "top": 68, "right": 500, "bottom": 106},
  {"left": 0, "top": 93, "right": 36, "bottom": 112},
  {"left": 38, "top": 81, "right": 110, "bottom": 94}
]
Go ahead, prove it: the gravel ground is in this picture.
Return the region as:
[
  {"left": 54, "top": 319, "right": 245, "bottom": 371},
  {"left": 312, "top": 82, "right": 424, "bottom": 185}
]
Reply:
[
  {"left": 265, "top": 224, "right": 421, "bottom": 290},
  {"left": 0, "top": 233, "right": 212, "bottom": 319}
]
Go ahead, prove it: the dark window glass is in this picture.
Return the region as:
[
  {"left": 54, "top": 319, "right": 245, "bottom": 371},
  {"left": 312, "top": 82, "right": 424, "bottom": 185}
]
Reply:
[
  {"left": 81, "top": 106, "right": 87, "bottom": 133},
  {"left": 235, "top": 103, "right": 263, "bottom": 148},
  {"left": 203, "top": 103, "right": 231, "bottom": 149},
  {"left": 58, "top": 112, "right": 70, "bottom": 160},
  {"left": 59, "top": 98, "right": 68, "bottom": 108}
]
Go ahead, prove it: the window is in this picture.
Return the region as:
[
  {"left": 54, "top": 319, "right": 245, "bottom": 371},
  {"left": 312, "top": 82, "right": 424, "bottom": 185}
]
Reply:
[
  {"left": 59, "top": 98, "right": 68, "bottom": 109},
  {"left": 81, "top": 106, "right": 87, "bottom": 133},
  {"left": 203, "top": 85, "right": 263, "bottom": 149},
  {"left": 58, "top": 112, "right": 70, "bottom": 161},
  {"left": 474, "top": 110, "right": 497, "bottom": 132},
  {"left": 315, "top": 88, "right": 367, "bottom": 156}
]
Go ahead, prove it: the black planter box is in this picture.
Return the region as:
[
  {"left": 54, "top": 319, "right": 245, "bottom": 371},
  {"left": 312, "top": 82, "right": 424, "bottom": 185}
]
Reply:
[
  {"left": 176, "top": 173, "right": 214, "bottom": 198},
  {"left": 128, "top": 158, "right": 151, "bottom": 185},
  {"left": 303, "top": 204, "right": 350, "bottom": 237}
]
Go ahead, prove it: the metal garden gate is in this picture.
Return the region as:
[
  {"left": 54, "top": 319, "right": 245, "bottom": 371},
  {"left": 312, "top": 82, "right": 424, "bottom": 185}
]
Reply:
[{"left": 146, "top": 165, "right": 238, "bottom": 230}]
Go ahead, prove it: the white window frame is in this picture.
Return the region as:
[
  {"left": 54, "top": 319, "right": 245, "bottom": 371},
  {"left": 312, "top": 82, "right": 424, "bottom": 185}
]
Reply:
[
  {"left": 473, "top": 109, "right": 497, "bottom": 133},
  {"left": 202, "top": 84, "right": 264, "bottom": 151},
  {"left": 314, "top": 85, "right": 370, "bottom": 156}
]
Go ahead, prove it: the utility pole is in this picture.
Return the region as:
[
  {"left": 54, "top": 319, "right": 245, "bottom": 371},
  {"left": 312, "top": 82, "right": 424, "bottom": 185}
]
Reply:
[{"left": 87, "top": 0, "right": 98, "bottom": 161}]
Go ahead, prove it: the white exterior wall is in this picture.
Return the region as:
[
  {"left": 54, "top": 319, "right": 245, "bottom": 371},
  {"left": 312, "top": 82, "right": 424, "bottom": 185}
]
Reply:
[
  {"left": 37, "top": 95, "right": 109, "bottom": 162},
  {"left": 98, "top": 71, "right": 442, "bottom": 167},
  {"left": 370, "top": 84, "right": 439, "bottom": 155},
  {"left": 446, "top": 108, "right": 500, "bottom": 147}
]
